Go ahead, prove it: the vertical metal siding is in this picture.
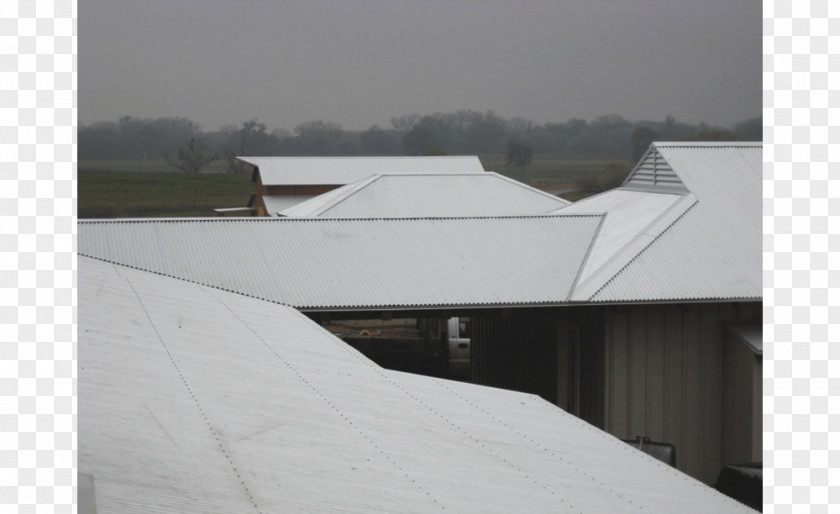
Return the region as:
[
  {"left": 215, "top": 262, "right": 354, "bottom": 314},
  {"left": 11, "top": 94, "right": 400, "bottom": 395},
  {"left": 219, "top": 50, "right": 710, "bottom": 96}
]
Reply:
[
  {"left": 604, "top": 301, "right": 761, "bottom": 484},
  {"left": 472, "top": 310, "right": 562, "bottom": 405},
  {"left": 722, "top": 327, "right": 763, "bottom": 465}
]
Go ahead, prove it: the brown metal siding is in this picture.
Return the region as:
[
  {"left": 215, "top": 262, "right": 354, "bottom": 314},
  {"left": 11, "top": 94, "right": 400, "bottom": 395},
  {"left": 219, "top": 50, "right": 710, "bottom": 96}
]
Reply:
[
  {"left": 253, "top": 170, "right": 340, "bottom": 216},
  {"left": 604, "top": 301, "right": 761, "bottom": 485}
]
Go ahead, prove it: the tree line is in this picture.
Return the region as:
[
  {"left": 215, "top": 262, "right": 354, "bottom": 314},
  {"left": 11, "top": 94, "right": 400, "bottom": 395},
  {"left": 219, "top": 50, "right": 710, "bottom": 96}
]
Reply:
[{"left": 79, "top": 111, "right": 762, "bottom": 173}]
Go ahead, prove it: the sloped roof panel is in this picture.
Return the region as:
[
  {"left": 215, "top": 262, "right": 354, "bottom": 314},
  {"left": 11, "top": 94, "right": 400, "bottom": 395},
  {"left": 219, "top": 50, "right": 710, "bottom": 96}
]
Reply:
[
  {"left": 279, "top": 175, "right": 382, "bottom": 217},
  {"left": 589, "top": 142, "right": 761, "bottom": 302},
  {"left": 281, "top": 172, "right": 569, "bottom": 218},
  {"left": 78, "top": 216, "right": 601, "bottom": 310},
  {"left": 239, "top": 156, "right": 486, "bottom": 186},
  {"left": 551, "top": 189, "right": 690, "bottom": 299},
  {"left": 80, "top": 257, "right": 755, "bottom": 513}
]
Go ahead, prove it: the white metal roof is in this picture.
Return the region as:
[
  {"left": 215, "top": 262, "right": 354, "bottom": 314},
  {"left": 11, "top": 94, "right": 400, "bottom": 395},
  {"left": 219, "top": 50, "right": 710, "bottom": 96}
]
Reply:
[
  {"left": 78, "top": 215, "right": 602, "bottom": 310},
  {"left": 279, "top": 172, "right": 569, "bottom": 218},
  {"left": 587, "top": 142, "right": 761, "bottom": 302},
  {"left": 549, "top": 142, "right": 761, "bottom": 302},
  {"left": 79, "top": 256, "right": 755, "bottom": 513},
  {"left": 261, "top": 194, "right": 316, "bottom": 216},
  {"left": 239, "top": 156, "right": 486, "bottom": 186},
  {"left": 554, "top": 189, "right": 692, "bottom": 298}
]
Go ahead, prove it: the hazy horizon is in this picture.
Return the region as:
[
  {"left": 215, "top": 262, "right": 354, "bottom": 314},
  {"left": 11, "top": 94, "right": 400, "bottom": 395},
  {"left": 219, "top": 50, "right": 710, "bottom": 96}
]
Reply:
[{"left": 80, "top": 0, "right": 761, "bottom": 132}]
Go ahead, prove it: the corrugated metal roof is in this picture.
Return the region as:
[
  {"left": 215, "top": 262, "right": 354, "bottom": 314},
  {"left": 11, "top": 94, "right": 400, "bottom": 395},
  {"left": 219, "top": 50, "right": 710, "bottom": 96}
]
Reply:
[
  {"left": 588, "top": 142, "right": 761, "bottom": 302},
  {"left": 239, "top": 156, "right": 486, "bottom": 186},
  {"left": 553, "top": 189, "right": 695, "bottom": 300},
  {"left": 79, "top": 256, "right": 755, "bottom": 513},
  {"left": 261, "top": 194, "right": 316, "bottom": 216},
  {"left": 280, "top": 172, "right": 569, "bottom": 218},
  {"left": 78, "top": 216, "right": 601, "bottom": 310}
]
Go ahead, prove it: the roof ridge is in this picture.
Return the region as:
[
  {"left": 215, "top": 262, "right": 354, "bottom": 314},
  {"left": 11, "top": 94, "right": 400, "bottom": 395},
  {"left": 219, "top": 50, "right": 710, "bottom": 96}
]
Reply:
[
  {"left": 653, "top": 141, "right": 761, "bottom": 148},
  {"left": 487, "top": 172, "right": 571, "bottom": 206},
  {"left": 238, "top": 155, "right": 481, "bottom": 160},
  {"left": 309, "top": 174, "right": 384, "bottom": 216}
]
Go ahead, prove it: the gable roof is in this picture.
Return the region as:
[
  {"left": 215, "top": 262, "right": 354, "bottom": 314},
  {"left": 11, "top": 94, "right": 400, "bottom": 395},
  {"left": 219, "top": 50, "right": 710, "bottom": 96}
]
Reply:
[
  {"left": 239, "top": 155, "right": 486, "bottom": 186},
  {"left": 587, "top": 142, "right": 761, "bottom": 302},
  {"left": 555, "top": 142, "right": 761, "bottom": 302},
  {"left": 79, "top": 256, "right": 754, "bottom": 513},
  {"left": 78, "top": 215, "right": 602, "bottom": 311},
  {"left": 621, "top": 145, "right": 690, "bottom": 194},
  {"left": 279, "top": 172, "right": 570, "bottom": 218}
]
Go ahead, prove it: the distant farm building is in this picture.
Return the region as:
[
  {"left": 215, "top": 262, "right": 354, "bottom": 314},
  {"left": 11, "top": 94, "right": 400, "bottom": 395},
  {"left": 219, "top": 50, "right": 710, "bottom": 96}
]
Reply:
[
  {"left": 236, "top": 155, "right": 486, "bottom": 216},
  {"left": 278, "top": 172, "right": 569, "bottom": 218},
  {"left": 80, "top": 142, "right": 761, "bottom": 494}
]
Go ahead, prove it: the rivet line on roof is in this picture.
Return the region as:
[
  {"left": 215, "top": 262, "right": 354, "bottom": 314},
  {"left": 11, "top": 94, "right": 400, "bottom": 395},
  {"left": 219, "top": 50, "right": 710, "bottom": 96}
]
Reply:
[
  {"left": 208, "top": 290, "right": 445, "bottom": 510},
  {"left": 338, "top": 364, "right": 569, "bottom": 507},
  {"left": 124, "top": 277, "right": 264, "bottom": 513},
  {"left": 427, "top": 377, "right": 644, "bottom": 507},
  {"left": 530, "top": 397, "right": 741, "bottom": 506}
]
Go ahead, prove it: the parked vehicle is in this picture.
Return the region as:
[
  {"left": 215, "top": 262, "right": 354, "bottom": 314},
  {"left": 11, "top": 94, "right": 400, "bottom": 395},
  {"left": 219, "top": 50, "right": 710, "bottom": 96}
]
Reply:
[{"left": 447, "top": 317, "right": 470, "bottom": 379}]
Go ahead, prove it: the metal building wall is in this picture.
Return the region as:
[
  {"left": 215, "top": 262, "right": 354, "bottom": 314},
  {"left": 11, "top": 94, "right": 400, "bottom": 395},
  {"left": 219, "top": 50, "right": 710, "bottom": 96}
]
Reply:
[
  {"left": 604, "top": 301, "right": 761, "bottom": 484},
  {"left": 471, "top": 306, "right": 607, "bottom": 427},
  {"left": 721, "top": 329, "right": 763, "bottom": 465},
  {"left": 472, "top": 309, "right": 558, "bottom": 403}
]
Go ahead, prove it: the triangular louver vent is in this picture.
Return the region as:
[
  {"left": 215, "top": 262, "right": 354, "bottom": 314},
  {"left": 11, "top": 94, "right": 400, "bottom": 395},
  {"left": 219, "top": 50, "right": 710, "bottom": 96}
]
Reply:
[{"left": 622, "top": 147, "right": 689, "bottom": 194}]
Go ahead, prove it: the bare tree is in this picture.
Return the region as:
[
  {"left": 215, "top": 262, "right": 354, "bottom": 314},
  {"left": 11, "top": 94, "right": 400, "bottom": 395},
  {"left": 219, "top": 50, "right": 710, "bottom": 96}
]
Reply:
[{"left": 162, "top": 138, "right": 218, "bottom": 208}]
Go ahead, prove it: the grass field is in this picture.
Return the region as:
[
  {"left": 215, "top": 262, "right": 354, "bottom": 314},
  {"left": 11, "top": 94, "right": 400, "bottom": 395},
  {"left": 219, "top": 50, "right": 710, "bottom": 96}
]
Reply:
[
  {"left": 80, "top": 158, "right": 230, "bottom": 174},
  {"left": 480, "top": 156, "right": 632, "bottom": 189},
  {"left": 79, "top": 169, "right": 252, "bottom": 218},
  {"left": 78, "top": 156, "right": 633, "bottom": 218}
]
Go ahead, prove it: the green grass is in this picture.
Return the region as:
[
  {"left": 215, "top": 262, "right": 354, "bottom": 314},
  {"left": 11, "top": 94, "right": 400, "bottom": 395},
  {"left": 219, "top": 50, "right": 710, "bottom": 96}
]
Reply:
[
  {"left": 79, "top": 169, "right": 252, "bottom": 218},
  {"left": 479, "top": 155, "right": 633, "bottom": 188},
  {"left": 79, "top": 158, "right": 230, "bottom": 174}
]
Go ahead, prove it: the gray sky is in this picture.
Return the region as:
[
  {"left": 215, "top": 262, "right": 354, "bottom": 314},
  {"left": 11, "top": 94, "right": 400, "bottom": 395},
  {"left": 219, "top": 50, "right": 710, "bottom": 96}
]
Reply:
[{"left": 80, "top": 0, "right": 761, "bottom": 132}]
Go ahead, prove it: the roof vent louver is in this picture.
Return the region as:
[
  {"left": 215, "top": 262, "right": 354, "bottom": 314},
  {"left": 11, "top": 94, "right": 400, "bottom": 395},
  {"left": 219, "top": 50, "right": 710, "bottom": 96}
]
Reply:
[{"left": 621, "top": 147, "right": 689, "bottom": 194}]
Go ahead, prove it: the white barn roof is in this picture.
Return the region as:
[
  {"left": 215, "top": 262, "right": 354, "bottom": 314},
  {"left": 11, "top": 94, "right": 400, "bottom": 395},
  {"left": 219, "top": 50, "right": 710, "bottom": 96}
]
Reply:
[
  {"left": 80, "top": 142, "right": 760, "bottom": 308},
  {"left": 78, "top": 215, "right": 602, "bottom": 310},
  {"left": 79, "top": 256, "right": 754, "bottom": 513},
  {"left": 239, "top": 155, "right": 486, "bottom": 186},
  {"left": 555, "top": 142, "right": 761, "bottom": 302},
  {"left": 279, "top": 172, "right": 569, "bottom": 218}
]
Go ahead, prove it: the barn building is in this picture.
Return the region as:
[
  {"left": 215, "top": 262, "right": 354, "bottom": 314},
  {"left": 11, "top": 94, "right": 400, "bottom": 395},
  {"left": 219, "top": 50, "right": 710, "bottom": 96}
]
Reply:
[
  {"left": 79, "top": 142, "right": 761, "bottom": 488},
  {"left": 237, "top": 155, "right": 486, "bottom": 216}
]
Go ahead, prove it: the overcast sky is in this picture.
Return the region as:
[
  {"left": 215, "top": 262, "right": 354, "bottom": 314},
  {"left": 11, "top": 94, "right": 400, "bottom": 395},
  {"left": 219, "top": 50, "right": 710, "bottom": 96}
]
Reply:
[{"left": 80, "top": 0, "right": 761, "bottom": 132}]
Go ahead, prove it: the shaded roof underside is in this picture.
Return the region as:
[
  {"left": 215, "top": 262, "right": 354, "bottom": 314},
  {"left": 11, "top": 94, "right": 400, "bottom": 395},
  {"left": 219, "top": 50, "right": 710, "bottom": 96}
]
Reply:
[
  {"left": 280, "top": 172, "right": 570, "bottom": 218},
  {"left": 261, "top": 194, "right": 316, "bottom": 216},
  {"left": 239, "top": 156, "right": 486, "bottom": 186},
  {"left": 78, "top": 216, "right": 602, "bottom": 310},
  {"left": 79, "top": 257, "right": 754, "bottom": 513}
]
